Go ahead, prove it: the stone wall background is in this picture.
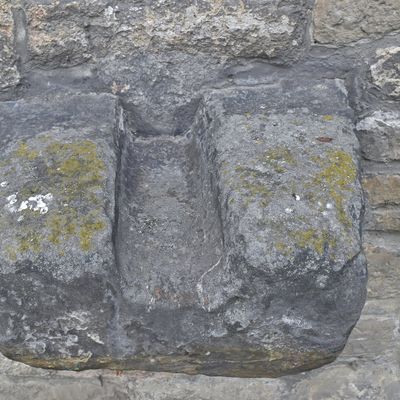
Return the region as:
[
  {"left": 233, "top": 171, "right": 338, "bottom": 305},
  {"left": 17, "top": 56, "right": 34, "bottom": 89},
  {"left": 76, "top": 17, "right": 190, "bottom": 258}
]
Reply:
[{"left": 0, "top": 0, "right": 399, "bottom": 398}]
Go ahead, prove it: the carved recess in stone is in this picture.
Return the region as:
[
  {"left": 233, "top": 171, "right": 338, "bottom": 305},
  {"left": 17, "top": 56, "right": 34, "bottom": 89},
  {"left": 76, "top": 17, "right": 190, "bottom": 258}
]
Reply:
[{"left": 0, "top": 80, "right": 367, "bottom": 377}]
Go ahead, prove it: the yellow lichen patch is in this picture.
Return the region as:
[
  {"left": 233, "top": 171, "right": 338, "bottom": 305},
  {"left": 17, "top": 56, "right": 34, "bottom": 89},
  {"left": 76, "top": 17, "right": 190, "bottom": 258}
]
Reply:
[
  {"left": 48, "top": 213, "right": 77, "bottom": 245},
  {"left": 46, "top": 140, "right": 105, "bottom": 192},
  {"left": 15, "top": 142, "right": 39, "bottom": 160},
  {"left": 313, "top": 150, "right": 357, "bottom": 227},
  {"left": 5, "top": 138, "right": 108, "bottom": 254},
  {"left": 18, "top": 230, "right": 44, "bottom": 254},
  {"left": 79, "top": 215, "right": 106, "bottom": 251},
  {"left": 262, "top": 146, "right": 296, "bottom": 173},
  {"left": 322, "top": 115, "right": 333, "bottom": 122},
  {"left": 275, "top": 241, "right": 291, "bottom": 256},
  {"left": 233, "top": 165, "right": 271, "bottom": 207},
  {"left": 43, "top": 140, "right": 108, "bottom": 251},
  {"left": 5, "top": 245, "right": 17, "bottom": 261},
  {"left": 289, "top": 229, "right": 336, "bottom": 255}
]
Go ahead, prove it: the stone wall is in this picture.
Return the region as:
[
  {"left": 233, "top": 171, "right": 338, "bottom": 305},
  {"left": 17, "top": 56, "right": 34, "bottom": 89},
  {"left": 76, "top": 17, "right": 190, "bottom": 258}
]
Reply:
[{"left": 0, "top": 0, "right": 399, "bottom": 398}]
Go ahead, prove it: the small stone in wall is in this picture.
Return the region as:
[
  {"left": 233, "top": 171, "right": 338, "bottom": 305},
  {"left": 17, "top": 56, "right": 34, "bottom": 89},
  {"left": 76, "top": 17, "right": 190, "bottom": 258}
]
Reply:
[
  {"left": 356, "top": 111, "right": 400, "bottom": 162},
  {"left": 370, "top": 47, "right": 400, "bottom": 99}
]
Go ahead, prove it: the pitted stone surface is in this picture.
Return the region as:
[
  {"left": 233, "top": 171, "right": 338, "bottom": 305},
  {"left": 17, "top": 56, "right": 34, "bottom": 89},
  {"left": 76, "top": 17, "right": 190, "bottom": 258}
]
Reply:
[
  {"left": 189, "top": 80, "right": 366, "bottom": 369},
  {"left": 24, "top": 0, "right": 310, "bottom": 66}
]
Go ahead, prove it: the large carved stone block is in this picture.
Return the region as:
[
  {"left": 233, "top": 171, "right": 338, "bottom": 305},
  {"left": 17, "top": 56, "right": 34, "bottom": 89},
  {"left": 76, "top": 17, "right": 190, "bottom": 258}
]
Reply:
[{"left": 0, "top": 81, "right": 367, "bottom": 377}]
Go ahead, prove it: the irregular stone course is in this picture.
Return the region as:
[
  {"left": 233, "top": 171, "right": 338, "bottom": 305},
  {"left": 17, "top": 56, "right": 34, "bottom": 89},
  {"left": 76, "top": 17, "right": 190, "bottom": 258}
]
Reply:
[{"left": 23, "top": 0, "right": 310, "bottom": 67}]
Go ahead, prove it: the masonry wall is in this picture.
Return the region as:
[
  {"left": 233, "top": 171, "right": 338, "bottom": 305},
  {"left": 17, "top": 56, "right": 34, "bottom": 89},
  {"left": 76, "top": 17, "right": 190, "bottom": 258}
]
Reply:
[{"left": 0, "top": 0, "right": 399, "bottom": 398}]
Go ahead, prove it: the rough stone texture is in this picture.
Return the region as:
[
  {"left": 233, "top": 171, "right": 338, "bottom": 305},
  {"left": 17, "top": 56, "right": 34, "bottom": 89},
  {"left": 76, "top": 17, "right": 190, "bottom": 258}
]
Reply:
[
  {"left": 0, "top": 93, "right": 119, "bottom": 369},
  {"left": 95, "top": 52, "right": 224, "bottom": 136},
  {"left": 370, "top": 47, "right": 400, "bottom": 99},
  {"left": 24, "top": 0, "right": 108, "bottom": 68},
  {"left": 365, "top": 207, "right": 400, "bottom": 231},
  {"left": 0, "top": 298, "right": 398, "bottom": 399},
  {"left": 0, "top": 81, "right": 367, "bottom": 378},
  {"left": 364, "top": 232, "right": 400, "bottom": 299},
  {"left": 313, "top": 0, "right": 400, "bottom": 45},
  {"left": 190, "top": 81, "right": 366, "bottom": 367},
  {"left": 0, "top": 1, "right": 20, "bottom": 91},
  {"left": 24, "top": 0, "right": 310, "bottom": 66},
  {"left": 356, "top": 111, "right": 400, "bottom": 162},
  {"left": 363, "top": 174, "right": 400, "bottom": 206}
]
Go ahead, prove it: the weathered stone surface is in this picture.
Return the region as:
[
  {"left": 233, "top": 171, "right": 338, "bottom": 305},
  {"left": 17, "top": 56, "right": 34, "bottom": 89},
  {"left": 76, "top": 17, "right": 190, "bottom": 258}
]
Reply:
[
  {"left": 365, "top": 207, "right": 400, "bottom": 231},
  {"left": 0, "top": 298, "right": 398, "bottom": 400},
  {"left": 25, "top": 1, "right": 94, "bottom": 68},
  {"left": 24, "top": 0, "right": 310, "bottom": 67},
  {"left": 363, "top": 174, "right": 400, "bottom": 206},
  {"left": 0, "top": 80, "right": 367, "bottom": 378},
  {"left": 0, "top": 1, "right": 20, "bottom": 91},
  {"left": 364, "top": 232, "right": 400, "bottom": 299},
  {"left": 370, "top": 47, "right": 400, "bottom": 100},
  {"left": 184, "top": 79, "right": 366, "bottom": 375},
  {"left": 96, "top": 51, "right": 224, "bottom": 136},
  {"left": 356, "top": 111, "right": 400, "bottom": 162},
  {"left": 0, "top": 93, "right": 119, "bottom": 368},
  {"left": 313, "top": 0, "right": 400, "bottom": 45}
]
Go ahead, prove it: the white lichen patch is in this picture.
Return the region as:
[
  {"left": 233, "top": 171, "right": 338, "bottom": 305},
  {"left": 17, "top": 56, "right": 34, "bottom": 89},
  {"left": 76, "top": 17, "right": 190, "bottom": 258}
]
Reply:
[
  {"left": 0, "top": 181, "right": 9, "bottom": 188},
  {"left": 5, "top": 193, "right": 18, "bottom": 213},
  {"left": 4, "top": 193, "right": 53, "bottom": 215},
  {"left": 87, "top": 333, "right": 104, "bottom": 345},
  {"left": 282, "top": 315, "right": 312, "bottom": 329}
]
